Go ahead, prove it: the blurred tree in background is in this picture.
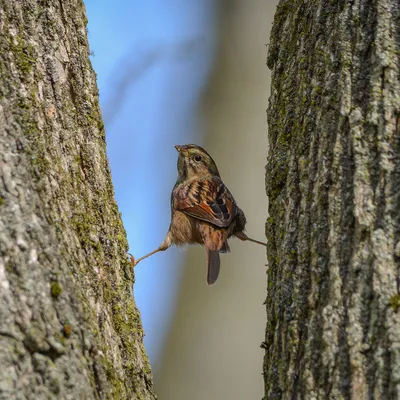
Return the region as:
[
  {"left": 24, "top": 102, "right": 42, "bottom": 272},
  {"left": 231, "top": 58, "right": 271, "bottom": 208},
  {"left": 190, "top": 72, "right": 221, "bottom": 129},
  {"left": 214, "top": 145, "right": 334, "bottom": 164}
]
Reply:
[
  {"left": 0, "top": 1, "right": 155, "bottom": 398},
  {"left": 265, "top": 0, "right": 400, "bottom": 398}
]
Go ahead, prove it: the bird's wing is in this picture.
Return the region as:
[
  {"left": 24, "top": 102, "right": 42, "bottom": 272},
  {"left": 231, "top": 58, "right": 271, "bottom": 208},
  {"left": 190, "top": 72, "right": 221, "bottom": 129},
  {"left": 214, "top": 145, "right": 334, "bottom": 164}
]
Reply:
[{"left": 173, "top": 177, "right": 237, "bottom": 228}]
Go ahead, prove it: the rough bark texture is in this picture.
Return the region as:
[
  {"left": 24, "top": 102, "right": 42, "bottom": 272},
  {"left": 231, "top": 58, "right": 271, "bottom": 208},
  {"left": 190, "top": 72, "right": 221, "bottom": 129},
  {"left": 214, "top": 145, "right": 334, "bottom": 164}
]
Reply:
[
  {"left": 0, "top": 1, "right": 155, "bottom": 399},
  {"left": 265, "top": 0, "right": 400, "bottom": 399}
]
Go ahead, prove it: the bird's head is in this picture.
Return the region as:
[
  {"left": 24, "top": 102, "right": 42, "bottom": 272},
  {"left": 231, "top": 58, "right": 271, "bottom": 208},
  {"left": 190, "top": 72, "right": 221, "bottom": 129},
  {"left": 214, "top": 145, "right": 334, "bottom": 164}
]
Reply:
[{"left": 175, "top": 144, "right": 220, "bottom": 182}]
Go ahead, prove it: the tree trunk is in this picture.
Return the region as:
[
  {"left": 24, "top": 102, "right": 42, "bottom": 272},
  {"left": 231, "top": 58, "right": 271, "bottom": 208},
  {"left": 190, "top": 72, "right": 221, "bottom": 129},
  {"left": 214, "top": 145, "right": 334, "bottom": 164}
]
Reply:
[
  {"left": 264, "top": 1, "right": 400, "bottom": 399},
  {"left": 0, "top": 1, "right": 155, "bottom": 399}
]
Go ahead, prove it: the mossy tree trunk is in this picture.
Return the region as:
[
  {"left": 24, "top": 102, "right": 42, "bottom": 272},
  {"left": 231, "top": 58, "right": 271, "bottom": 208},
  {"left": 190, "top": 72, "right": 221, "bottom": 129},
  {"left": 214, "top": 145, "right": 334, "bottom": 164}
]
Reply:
[
  {"left": 264, "top": 0, "right": 400, "bottom": 398},
  {"left": 0, "top": 1, "right": 155, "bottom": 399}
]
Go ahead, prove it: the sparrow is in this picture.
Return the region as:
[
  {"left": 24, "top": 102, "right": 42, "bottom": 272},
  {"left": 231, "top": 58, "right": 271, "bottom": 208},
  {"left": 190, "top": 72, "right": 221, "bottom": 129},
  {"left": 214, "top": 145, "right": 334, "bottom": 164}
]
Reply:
[{"left": 130, "top": 144, "right": 266, "bottom": 285}]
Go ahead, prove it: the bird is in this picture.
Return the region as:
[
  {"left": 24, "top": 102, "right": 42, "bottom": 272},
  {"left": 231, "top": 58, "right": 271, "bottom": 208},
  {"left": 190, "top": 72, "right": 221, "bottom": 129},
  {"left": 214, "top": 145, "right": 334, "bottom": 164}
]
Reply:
[{"left": 130, "top": 144, "right": 266, "bottom": 285}]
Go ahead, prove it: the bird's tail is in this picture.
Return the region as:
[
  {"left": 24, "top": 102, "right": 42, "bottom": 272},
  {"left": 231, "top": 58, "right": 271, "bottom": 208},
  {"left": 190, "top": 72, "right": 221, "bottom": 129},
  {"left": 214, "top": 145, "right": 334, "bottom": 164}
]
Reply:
[{"left": 206, "top": 249, "right": 220, "bottom": 285}]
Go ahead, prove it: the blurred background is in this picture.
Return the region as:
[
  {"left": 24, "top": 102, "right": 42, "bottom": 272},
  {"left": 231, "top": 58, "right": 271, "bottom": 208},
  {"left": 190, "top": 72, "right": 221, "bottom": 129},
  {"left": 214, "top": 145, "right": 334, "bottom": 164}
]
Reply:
[{"left": 85, "top": 1, "right": 278, "bottom": 399}]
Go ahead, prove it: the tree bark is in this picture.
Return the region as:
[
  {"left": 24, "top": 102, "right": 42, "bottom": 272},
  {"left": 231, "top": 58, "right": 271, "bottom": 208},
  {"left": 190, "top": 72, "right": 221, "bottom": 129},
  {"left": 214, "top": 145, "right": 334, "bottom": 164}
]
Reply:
[
  {"left": 0, "top": 1, "right": 155, "bottom": 399},
  {"left": 264, "top": 0, "right": 400, "bottom": 399}
]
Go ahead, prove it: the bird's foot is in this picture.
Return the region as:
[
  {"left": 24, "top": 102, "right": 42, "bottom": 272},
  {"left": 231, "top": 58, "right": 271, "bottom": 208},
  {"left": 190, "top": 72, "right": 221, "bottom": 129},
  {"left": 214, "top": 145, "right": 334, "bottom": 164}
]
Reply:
[{"left": 128, "top": 253, "right": 136, "bottom": 267}]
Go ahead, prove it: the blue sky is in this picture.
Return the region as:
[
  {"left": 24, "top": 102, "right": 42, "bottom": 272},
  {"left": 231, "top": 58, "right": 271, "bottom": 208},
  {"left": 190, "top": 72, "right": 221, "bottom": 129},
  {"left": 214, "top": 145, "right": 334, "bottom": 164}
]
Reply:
[{"left": 85, "top": 0, "right": 218, "bottom": 367}]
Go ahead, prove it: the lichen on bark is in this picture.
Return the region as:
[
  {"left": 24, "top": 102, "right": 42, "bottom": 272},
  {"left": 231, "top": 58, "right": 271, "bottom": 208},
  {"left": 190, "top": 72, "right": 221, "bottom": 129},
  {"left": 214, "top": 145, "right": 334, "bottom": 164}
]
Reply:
[
  {"left": 265, "top": 0, "right": 400, "bottom": 399},
  {"left": 0, "top": 0, "right": 155, "bottom": 398}
]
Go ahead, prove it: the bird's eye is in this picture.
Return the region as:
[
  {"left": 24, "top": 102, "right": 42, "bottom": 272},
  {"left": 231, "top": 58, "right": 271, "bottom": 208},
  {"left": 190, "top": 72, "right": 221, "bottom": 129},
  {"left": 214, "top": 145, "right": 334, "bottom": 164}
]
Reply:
[{"left": 194, "top": 155, "right": 202, "bottom": 162}]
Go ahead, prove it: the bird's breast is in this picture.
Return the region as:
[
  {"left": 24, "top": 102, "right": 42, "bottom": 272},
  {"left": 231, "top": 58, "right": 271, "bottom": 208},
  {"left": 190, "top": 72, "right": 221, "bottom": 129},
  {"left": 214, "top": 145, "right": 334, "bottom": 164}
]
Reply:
[{"left": 169, "top": 211, "right": 203, "bottom": 245}]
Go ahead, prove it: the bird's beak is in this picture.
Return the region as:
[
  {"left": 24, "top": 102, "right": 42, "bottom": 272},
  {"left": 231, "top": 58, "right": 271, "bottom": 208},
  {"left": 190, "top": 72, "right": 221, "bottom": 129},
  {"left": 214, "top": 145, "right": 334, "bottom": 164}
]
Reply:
[{"left": 175, "top": 145, "right": 184, "bottom": 153}]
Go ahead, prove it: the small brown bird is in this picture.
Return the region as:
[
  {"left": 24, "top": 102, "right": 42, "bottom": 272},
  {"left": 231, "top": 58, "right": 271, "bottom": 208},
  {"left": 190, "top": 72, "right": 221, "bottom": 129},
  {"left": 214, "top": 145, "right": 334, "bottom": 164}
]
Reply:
[{"left": 130, "top": 144, "right": 266, "bottom": 285}]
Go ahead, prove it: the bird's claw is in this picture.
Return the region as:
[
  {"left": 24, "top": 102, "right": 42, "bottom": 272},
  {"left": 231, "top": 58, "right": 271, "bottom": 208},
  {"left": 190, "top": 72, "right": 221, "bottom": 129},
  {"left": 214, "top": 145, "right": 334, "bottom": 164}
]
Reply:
[{"left": 128, "top": 253, "right": 136, "bottom": 267}]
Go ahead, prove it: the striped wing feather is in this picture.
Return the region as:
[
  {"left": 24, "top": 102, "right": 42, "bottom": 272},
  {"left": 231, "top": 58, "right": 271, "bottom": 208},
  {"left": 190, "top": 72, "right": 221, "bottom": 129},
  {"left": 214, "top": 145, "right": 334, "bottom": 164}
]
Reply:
[{"left": 173, "top": 177, "right": 237, "bottom": 228}]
